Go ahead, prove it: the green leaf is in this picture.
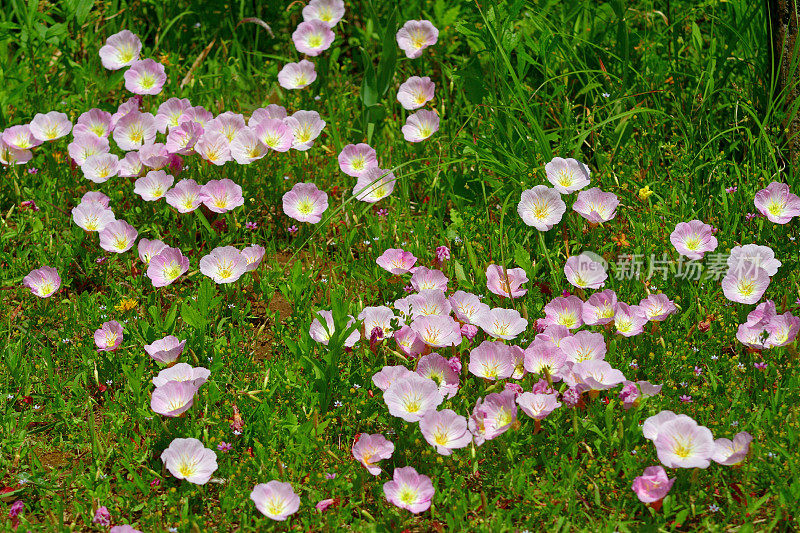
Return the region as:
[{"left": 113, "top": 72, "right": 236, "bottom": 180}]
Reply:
[{"left": 181, "top": 302, "right": 207, "bottom": 330}]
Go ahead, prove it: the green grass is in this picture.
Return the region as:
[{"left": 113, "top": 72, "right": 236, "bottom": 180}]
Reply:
[{"left": 1, "top": 0, "right": 799, "bottom": 531}]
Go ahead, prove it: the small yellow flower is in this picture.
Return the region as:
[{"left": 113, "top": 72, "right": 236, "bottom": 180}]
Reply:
[
  {"left": 114, "top": 298, "right": 138, "bottom": 312},
  {"left": 638, "top": 185, "right": 654, "bottom": 200}
]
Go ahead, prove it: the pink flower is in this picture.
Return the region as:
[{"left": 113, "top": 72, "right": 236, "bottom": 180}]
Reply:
[
  {"left": 727, "top": 244, "right": 781, "bottom": 277},
  {"left": 292, "top": 20, "right": 335, "bottom": 56},
  {"left": 23, "top": 266, "right": 61, "bottom": 298},
  {"left": 230, "top": 128, "right": 268, "bottom": 164},
  {"left": 68, "top": 134, "right": 110, "bottom": 166},
  {"left": 410, "top": 315, "right": 462, "bottom": 347},
  {"left": 559, "top": 330, "right": 606, "bottom": 363},
  {"left": 154, "top": 98, "right": 192, "bottom": 133},
  {"left": 572, "top": 187, "right": 618, "bottom": 223},
  {"left": 394, "top": 326, "right": 426, "bottom": 357},
  {"left": 383, "top": 467, "right": 435, "bottom": 513},
  {"left": 396, "top": 20, "right": 439, "bottom": 59},
  {"left": 541, "top": 296, "right": 584, "bottom": 330},
  {"left": 147, "top": 247, "right": 190, "bottom": 287},
  {"left": 518, "top": 185, "right": 566, "bottom": 231},
  {"left": 670, "top": 220, "right": 718, "bottom": 260},
  {"left": 309, "top": 310, "right": 360, "bottom": 347},
  {"left": 81, "top": 153, "right": 120, "bottom": 183},
  {"left": 613, "top": 303, "right": 648, "bottom": 337},
  {"left": 0, "top": 138, "right": 32, "bottom": 165},
  {"left": 631, "top": 466, "right": 675, "bottom": 503},
  {"left": 638, "top": 294, "right": 678, "bottom": 322},
  {"left": 712, "top": 432, "right": 753, "bottom": 465},
  {"left": 250, "top": 481, "right": 300, "bottom": 521},
  {"left": 113, "top": 110, "right": 157, "bottom": 151},
  {"left": 372, "top": 365, "right": 414, "bottom": 391},
  {"left": 29, "top": 111, "right": 72, "bottom": 141},
  {"left": 287, "top": 110, "right": 325, "bottom": 150},
  {"left": 241, "top": 245, "right": 266, "bottom": 271},
  {"left": 764, "top": 312, "right": 800, "bottom": 347},
  {"left": 72, "top": 203, "right": 115, "bottom": 232},
  {"left": 138, "top": 143, "right": 171, "bottom": 169},
  {"left": 359, "top": 306, "right": 397, "bottom": 339},
  {"left": 92, "top": 506, "right": 111, "bottom": 526},
  {"left": 282, "top": 182, "right": 329, "bottom": 223},
  {"left": 145, "top": 336, "right": 187, "bottom": 364},
  {"left": 523, "top": 341, "right": 567, "bottom": 378},
  {"left": 201, "top": 179, "right": 244, "bottom": 213},
  {"left": 137, "top": 238, "right": 167, "bottom": 264},
  {"left": 402, "top": 109, "right": 439, "bottom": 142},
  {"left": 473, "top": 307, "right": 528, "bottom": 340},
  {"left": 302, "top": 0, "right": 345, "bottom": 27},
  {"left": 563, "top": 253, "right": 607, "bottom": 289},
  {"left": 353, "top": 167, "right": 396, "bottom": 202},
  {"left": 469, "top": 390, "right": 517, "bottom": 445},
  {"left": 249, "top": 105, "right": 288, "bottom": 125},
  {"left": 99, "top": 220, "right": 138, "bottom": 253},
  {"left": 410, "top": 267, "right": 448, "bottom": 291},
  {"left": 118, "top": 151, "right": 143, "bottom": 177},
  {"left": 195, "top": 132, "right": 232, "bottom": 165},
  {"left": 352, "top": 433, "right": 395, "bottom": 475},
  {"left": 545, "top": 157, "right": 591, "bottom": 193},
  {"left": 383, "top": 374, "right": 443, "bottom": 422},
  {"left": 486, "top": 264, "right": 528, "bottom": 298},
  {"left": 397, "top": 76, "right": 436, "bottom": 110},
  {"left": 643, "top": 410, "right": 696, "bottom": 441},
  {"left": 99, "top": 30, "right": 142, "bottom": 70},
  {"left": 754, "top": 181, "right": 800, "bottom": 224},
  {"left": 179, "top": 106, "right": 214, "bottom": 128},
  {"left": 80, "top": 191, "right": 110, "bottom": 208},
  {"left": 160, "top": 438, "right": 218, "bottom": 484},
  {"left": 110, "top": 526, "right": 143, "bottom": 533},
  {"left": 134, "top": 170, "right": 174, "bottom": 201},
  {"left": 653, "top": 417, "right": 715, "bottom": 469},
  {"left": 110, "top": 96, "right": 141, "bottom": 128},
  {"left": 315, "top": 498, "right": 335, "bottom": 512},
  {"left": 449, "top": 291, "right": 490, "bottom": 324},
  {"left": 200, "top": 246, "right": 248, "bottom": 284},
  {"left": 124, "top": 59, "right": 167, "bottom": 95},
  {"left": 435, "top": 245, "right": 450, "bottom": 262},
  {"left": 94, "top": 320, "right": 123, "bottom": 351},
  {"left": 152, "top": 363, "right": 210, "bottom": 389},
  {"left": 3, "top": 124, "right": 42, "bottom": 150},
  {"left": 165, "top": 178, "right": 203, "bottom": 212},
  {"left": 277, "top": 60, "right": 317, "bottom": 90},
  {"left": 721, "top": 266, "right": 770, "bottom": 304},
  {"left": 571, "top": 360, "right": 626, "bottom": 391},
  {"left": 75, "top": 109, "right": 113, "bottom": 138},
  {"left": 376, "top": 248, "right": 417, "bottom": 275},
  {"left": 338, "top": 143, "right": 378, "bottom": 178},
  {"left": 517, "top": 392, "right": 561, "bottom": 420},
  {"left": 150, "top": 380, "right": 197, "bottom": 417},
  {"left": 468, "top": 340, "right": 515, "bottom": 380},
  {"left": 420, "top": 409, "right": 471, "bottom": 455},
  {"left": 252, "top": 119, "right": 294, "bottom": 152},
  {"left": 165, "top": 121, "right": 203, "bottom": 154},
  {"left": 416, "top": 354, "right": 459, "bottom": 398}
]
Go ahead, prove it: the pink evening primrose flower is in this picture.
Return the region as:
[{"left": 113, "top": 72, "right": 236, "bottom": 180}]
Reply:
[
  {"left": 81, "top": 153, "right": 120, "bottom": 183},
  {"left": 110, "top": 526, "right": 143, "bottom": 533},
  {"left": 145, "top": 335, "right": 187, "bottom": 364},
  {"left": 721, "top": 266, "right": 770, "bottom": 305},
  {"left": 338, "top": 143, "right": 378, "bottom": 178},
  {"left": 147, "top": 247, "right": 190, "bottom": 287},
  {"left": 155, "top": 97, "right": 192, "bottom": 133},
  {"left": 572, "top": 187, "right": 619, "bottom": 223},
  {"left": 397, "top": 76, "right": 436, "bottom": 110},
  {"left": 249, "top": 104, "right": 288, "bottom": 125},
  {"left": 419, "top": 409, "right": 472, "bottom": 455},
  {"left": 753, "top": 181, "right": 800, "bottom": 224},
  {"left": 110, "top": 96, "right": 141, "bottom": 128},
  {"left": 3, "top": 124, "right": 42, "bottom": 150},
  {"left": 727, "top": 244, "right": 781, "bottom": 277},
  {"left": 559, "top": 330, "right": 606, "bottom": 363},
  {"left": 486, "top": 264, "right": 528, "bottom": 298},
  {"left": 99, "top": 220, "right": 138, "bottom": 253},
  {"left": 638, "top": 294, "right": 678, "bottom": 322},
  {"left": 410, "top": 267, "right": 448, "bottom": 291},
  {"left": 160, "top": 438, "right": 218, "bottom": 485},
  {"left": 165, "top": 178, "right": 203, "bottom": 213},
  {"left": 376, "top": 248, "right": 417, "bottom": 275},
  {"left": 68, "top": 134, "right": 110, "bottom": 166},
  {"left": 179, "top": 105, "right": 214, "bottom": 128},
  {"left": 241, "top": 245, "right": 266, "bottom": 272},
  {"left": 473, "top": 307, "right": 528, "bottom": 340},
  {"left": 250, "top": 481, "right": 301, "bottom": 521},
  {"left": 359, "top": 305, "right": 398, "bottom": 339},
  {"left": 72, "top": 203, "right": 115, "bottom": 232},
  {"left": 404, "top": 290, "right": 451, "bottom": 318},
  {"left": 653, "top": 417, "right": 716, "bottom": 469},
  {"left": 23, "top": 266, "right": 61, "bottom": 298},
  {"left": 137, "top": 238, "right": 167, "bottom": 264},
  {"left": 353, "top": 167, "right": 396, "bottom": 203},
  {"left": 582, "top": 289, "right": 618, "bottom": 325},
  {"left": 29, "top": 111, "right": 72, "bottom": 142},
  {"left": 614, "top": 303, "right": 648, "bottom": 337},
  {"left": 94, "top": 320, "right": 123, "bottom": 351},
  {"left": 395, "top": 326, "right": 427, "bottom": 357},
  {"left": 518, "top": 185, "right": 566, "bottom": 231},
  {"left": 118, "top": 151, "right": 144, "bottom": 177},
  {"left": 165, "top": 121, "right": 203, "bottom": 154},
  {"left": 383, "top": 466, "right": 435, "bottom": 514},
  {"left": 0, "top": 138, "right": 33, "bottom": 165},
  {"left": 523, "top": 339, "right": 567, "bottom": 379},
  {"left": 150, "top": 380, "right": 197, "bottom": 417},
  {"left": 199, "top": 246, "right": 248, "bottom": 284},
  {"left": 316, "top": 498, "right": 335, "bottom": 512},
  {"left": 113, "top": 110, "right": 157, "bottom": 151},
  {"left": 287, "top": 110, "right": 326, "bottom": 150},
  {"left": 563, "top": 253, "right": 608, "bottom": 289},
  {"left": 545, "top": 157, "right": 591, "bottom": 194},
  {"left": 416, "top": 353, "right": 460, "bottom": 398},
  {"left": 745, "top": 300, "right": 777, "bottom": 328},
  {"left": 80, "top": 190, "right": 110, "bottom": 208},
  {"left": 200, "top": 179, "right": 244, "bottom": 213},
  {"left": 711, "top": 431, "right": 753, "bottom": 466},
  {"left": 138, "top": 142, "right": 171, "bottom": 170},
  {"left": 352, "top": 433, "right": 395, "bottom": 475},
  {"left": 92, "top": 506, "right": 111, "bottom": 527},
  {"left": 402, "top": 109, "right": 439, "bottom": 142},
  {"left": 277, "top": 60, "right": 318, "bottom": 90},
  {"left": 449, "top": 291, "right": 490, "bottom": 324},
  {"left": 282, "top": 182, "right": 329, "bottom": 224},
  {"left": 468, "top": 340, "right": 516, "bottom": 380},
  {"left": 383, "top": 374, "right": 443, "bottom": 422},
  {"left": 670, "top": 220, "right": 718, "bottom": 260},
  {"left": 540, "top": 296, "right": 584, "bottom": 330},
  {"left": 410, "top": 315, "right": 462, "bottom": 347},
  {"left": 124, "top": 59, "right": 167, "bottom": 95},
  {"left": 302, "top": 0, "right": 345, "bottom": 27},
  {"left": 230, "top": 128, "right": 268, "bottom": 164},
  {"left": 75, "top": 109, "right": 113, "bottom": 138},
  {"left": 372, "top": 365, "right": 414, "bottom": 392},
  {"left": 206, "top": 112, "right": 246, "bottom": 142},
  {"left": 764, "top": 312, "right": 800, "bottom": 348},
  {"left": 292, "top": 20, "right": 335, "bottom": 56},
  {"left": 516, "top": 392, "right": 561, "bottom": 420},
  {"left": 570, "top": 360, "right": 626, "bottom": 391},
  {"left": 396, "top": 20, "right": 439, "bottom": 59},
  {"left": 195, "top": 131, "right": 232, "bottom": 165},
  {"left": 309, "top": 310, "right": 360, "bottom": 347},
  {"left": 631, "top": 466, "right": 675, "bottom": 504},
  {"left": 152, "top": 363, "right": 210, "bottom": 389},
  {"left": 252, "top": 119, "right": 294, "bottom": 152},
  {"left": 99, "top": 30, "right": 142, "bottom": 70},
  {"left": 134, "top": 170, "right": 174, "bottom": 201},
  {"left": 469, "top": 390, "right": 517, "bottom": 445}
]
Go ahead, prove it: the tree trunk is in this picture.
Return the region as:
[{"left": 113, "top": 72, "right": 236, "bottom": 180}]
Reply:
[{"left": 769, "top": 0, "right": 800, "bottom": 164}]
